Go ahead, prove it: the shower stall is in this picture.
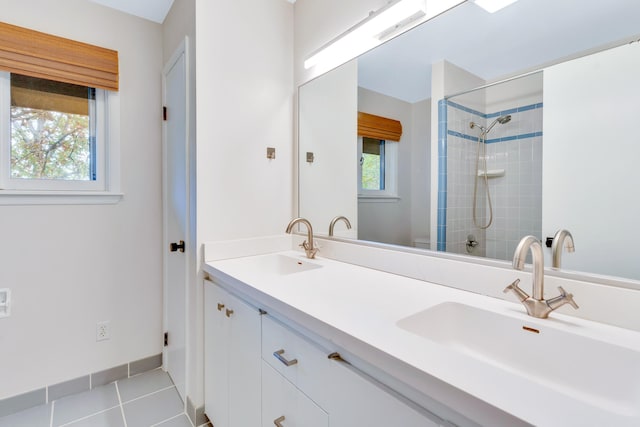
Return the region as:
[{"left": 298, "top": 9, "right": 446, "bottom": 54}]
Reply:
[{"left": 437, "top": 72, "right": 543, "bottom": 261}]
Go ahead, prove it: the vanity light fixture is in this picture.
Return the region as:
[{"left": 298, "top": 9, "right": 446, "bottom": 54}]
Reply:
[
  {"left": 473, "top": 0, "right": 519, "bottom": 13},
  {"left": 304, "top": 0, "right": 428, "bottom": 70}
]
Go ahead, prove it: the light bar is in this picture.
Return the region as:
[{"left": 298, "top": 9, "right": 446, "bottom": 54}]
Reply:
[{"left": 304, "top": 0, "right": 427, "bottom": 70}]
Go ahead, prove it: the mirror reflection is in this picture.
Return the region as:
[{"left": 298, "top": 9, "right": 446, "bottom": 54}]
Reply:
[{"left": 298, "top": 0, "right": 640, "bottom": 281}]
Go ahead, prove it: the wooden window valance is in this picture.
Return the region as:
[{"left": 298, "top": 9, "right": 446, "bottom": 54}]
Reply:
[
  {"left": 358, "top": 112, "right": 402, "bottom": 141},
  {"left": 0, "top": 22, "right": 118, "bottom": 91}
]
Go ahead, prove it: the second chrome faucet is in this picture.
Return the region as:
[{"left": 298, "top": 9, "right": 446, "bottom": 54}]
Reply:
[
  {"left": 329, "top": 215, "right": 352, "bottom": 237},
  {"left": 504, "top": 235, "right": 579, "bottom": 318}
]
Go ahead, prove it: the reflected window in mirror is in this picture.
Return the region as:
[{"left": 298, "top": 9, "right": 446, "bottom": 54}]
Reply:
[{"left": 358, "top": 137, "right": 397, "bottom": 198}]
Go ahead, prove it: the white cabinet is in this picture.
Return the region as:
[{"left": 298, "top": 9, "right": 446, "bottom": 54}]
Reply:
[
  {"left": 205, "top": 279, "right": 450, "bottom": 427},
  {"left": 262, "top": 315, "right": 333, "bottom": 410},
  {"left": 328, "top": 360, "right": 442, "bottom": 427},
  {"left": 262, "top": 361, "right": 329, "bottom": 427},
  {"left": 204, "top": 280, "right": 261, "bottom": 427},
  {"left": 261, "top": 313, "right": 443, "bottom": 427}
]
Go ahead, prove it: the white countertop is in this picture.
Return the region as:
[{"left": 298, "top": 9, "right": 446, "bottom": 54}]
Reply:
[{"left": 203, "top": 250, "right": 640, "bottom": 427}]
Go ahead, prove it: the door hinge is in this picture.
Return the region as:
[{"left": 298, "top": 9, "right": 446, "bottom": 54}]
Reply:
[
  {"left": 163, "top": 106, "right": 168, "bottom": 121},
  {"left": 164, "top": 332, "right": 168, "bottom": 347}
]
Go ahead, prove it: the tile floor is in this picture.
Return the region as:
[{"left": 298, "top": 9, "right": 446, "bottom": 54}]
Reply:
[{"left": 0, "top": 369, "right": 210, "bottom": 427}]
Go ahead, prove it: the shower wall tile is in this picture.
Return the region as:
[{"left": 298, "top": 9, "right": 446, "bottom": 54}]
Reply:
[{"left": 445, "top": 99, "right": 543, "bottom": 261}]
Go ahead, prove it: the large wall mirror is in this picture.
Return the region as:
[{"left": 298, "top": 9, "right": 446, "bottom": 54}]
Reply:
[{"left": 299, "top": 0, "right": 640, "bottom": 283}]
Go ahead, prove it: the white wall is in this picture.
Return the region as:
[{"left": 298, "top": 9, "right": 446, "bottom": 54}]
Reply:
[
  {"left": 357, "top": 87, "right": 413, "bottom": 246},
  {"left": 299, "top": 61, "right": 358, "bottom": 238},
  {"left": 543, "top": 42, "right": 640, "bottom": 280},
  {"left": 194, "top": 0, "right": 294, "bottom": 408},
  {"left": 0, "top": 0, "right": 163, "bottom": 399},
  {"left": 411, "top": 98, "right": 431, "bottom": 245}
]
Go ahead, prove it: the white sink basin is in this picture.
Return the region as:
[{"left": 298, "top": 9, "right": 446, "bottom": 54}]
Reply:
[
  {"left": 397, "top": 302, "right": 640, "bottom": 416},
  {"left": 238, "top": 253, "right": 322, "bottom": 276}
]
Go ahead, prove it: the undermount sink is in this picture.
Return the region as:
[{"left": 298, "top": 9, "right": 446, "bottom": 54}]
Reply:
[
  {"left": 240, "top": 253, "right": 322, "bottom": 276},
  {"left": 397, "top": 302, "right": 640, "bottom": 416}
]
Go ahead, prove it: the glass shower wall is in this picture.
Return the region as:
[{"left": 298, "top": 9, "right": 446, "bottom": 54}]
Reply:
[{"left": 442, "top": 72, "right": 543, "bottom": 261}]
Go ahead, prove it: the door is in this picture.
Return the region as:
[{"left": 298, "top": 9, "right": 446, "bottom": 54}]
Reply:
[{"left": 163, "top": 38, "right": 189, "bottom": 401}]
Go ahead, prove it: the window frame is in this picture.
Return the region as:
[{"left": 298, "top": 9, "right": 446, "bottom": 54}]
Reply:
[
  {"left": 0, "top": 71, "right": 121, "bottom": 205},
  {"left": 357, "top": 136, "right": 398, "bottom": 199}
]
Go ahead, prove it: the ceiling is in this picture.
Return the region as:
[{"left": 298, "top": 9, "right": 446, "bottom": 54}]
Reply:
[
  {"left": 89, "top": 0, "right": 175, "bottom": 23},
  {"left": 89, "top": 0, "right": 296, "bottom": 23},
  {"left": 358, "top": 0, "right": 640, "bottom": 103}
]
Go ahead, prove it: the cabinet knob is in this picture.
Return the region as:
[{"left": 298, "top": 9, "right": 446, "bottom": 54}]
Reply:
[
  {"left": 225, "top": 308, "right": 234, "bottom": 318},
  {"left": 217, "top": 303, "right": 225, "bottom": 311},
  {"left": 273, "top": 349, "right": 298, "bottom": 367},
  {"left": 274, "top": 415, "right": 285, "bottom": 427}
]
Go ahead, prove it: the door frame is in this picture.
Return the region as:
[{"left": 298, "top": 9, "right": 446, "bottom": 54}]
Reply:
[{"left": 162, "top": 36, "right": 191, "bottom": 402}]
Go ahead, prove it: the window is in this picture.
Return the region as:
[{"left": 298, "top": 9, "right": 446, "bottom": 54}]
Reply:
[
  {"left": 0, "top": 72, "right": 120, "bottom": 202},
  {"left": 358, "top": 136, "right": 397, "bottom": 198},
  {"left": 0, "top": 22, "right": 120, "bottom": 204}
]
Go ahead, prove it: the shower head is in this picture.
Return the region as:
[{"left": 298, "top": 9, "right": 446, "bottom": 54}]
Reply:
[
  {"left": 497, "top": 114, "right": 512, "bottom": 124},
  {"left": 485, "top": 114, "right": 512, "bottom": 133},
  {"left": 470, "top": 114, "right": 511, "bottom": 134}
]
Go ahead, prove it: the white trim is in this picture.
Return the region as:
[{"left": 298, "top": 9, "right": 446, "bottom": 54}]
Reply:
[
  {"left": 358, "top": 195, "right": 401, "bottom": 203},
  {"left": 0, "top": 191, "right": 123, "bottom": 205},
  {"left": 0, "top": 73, "right": 10, "bottom": 188}
]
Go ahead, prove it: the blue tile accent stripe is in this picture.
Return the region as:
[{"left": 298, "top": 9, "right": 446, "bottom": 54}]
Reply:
[
  {"left": 448, "top": 101, "right": 543, "bottom": 119},
  {"left": 449, "top": 129, "right": 543, "bottom": 144},
  {"left": 437, "top": 99, "right": 448, "bottom": 252}
]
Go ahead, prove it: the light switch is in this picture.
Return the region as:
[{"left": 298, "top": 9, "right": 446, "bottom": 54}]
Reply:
[{"left": 0, "top": 289, "right": 10, "bottom": 318}]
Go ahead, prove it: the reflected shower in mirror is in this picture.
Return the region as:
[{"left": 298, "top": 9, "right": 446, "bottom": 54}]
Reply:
[{"left": 439, "top": 72, "right": 542, "bottom": 261}]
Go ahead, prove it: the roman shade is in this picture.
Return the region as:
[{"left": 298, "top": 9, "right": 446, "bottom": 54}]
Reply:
[
  {"left": 11, "top": 74, "right": 92, "bottom": 115},
  {"left": 0, "top": 21, "right": 118, "bottom": 91},
  {"left": 358, "top": 112, "right": 402, "bottom": 141}
]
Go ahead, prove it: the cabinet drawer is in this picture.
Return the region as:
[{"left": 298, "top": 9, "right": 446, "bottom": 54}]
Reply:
[
  {"left": 262, "top": 315, "right": 332, "bottom": 409},
  {"left": 262, "top": 361, "right": 328, "bottom": 427},
  {"left": 328, "top": 360, "right": 442, "bottom": 427}
]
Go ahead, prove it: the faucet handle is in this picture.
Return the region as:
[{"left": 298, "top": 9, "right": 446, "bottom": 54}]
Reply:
[
  {"left": 546, "top": 286, "right": 579, "bottom": 311},
  {"left": 557, "top": 286, "right": 579, "bottom": 309},
  {"left": 503, "top": 278, "right": 529, "bottom": 302},
  {"left": 300, "top": 240, "right": 319, "bottom": 259}
]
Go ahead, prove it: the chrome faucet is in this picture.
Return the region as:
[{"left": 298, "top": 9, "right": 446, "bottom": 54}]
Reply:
[
  {"left": 551, "top": 229, "right": 575, "bottom": 269},
  {"left": 285, "top": 217, "right": 318, "bottom": 259},
  {"left": 328, "top": 215, "right": 352, "bottom": 237},
  {"left": 504, "top": 235, "right": 579, "bottom": 318}
]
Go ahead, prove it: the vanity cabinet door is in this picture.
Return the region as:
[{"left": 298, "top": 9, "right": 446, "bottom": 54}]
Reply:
[
  {"left": 262, "top": 361, "right": 329, "bottom": 427},
  {"left": 204, "top": 280, "right": 261, "bottom": 427},
  {"left": 204, "top": 280, "right": 229, "bottom": 426},
  {"left": 329, "top": 360, "right": 442, "bottom": 427}
]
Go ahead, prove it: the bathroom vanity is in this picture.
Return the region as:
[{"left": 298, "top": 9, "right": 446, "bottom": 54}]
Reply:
[{"left": 202, "top": 236, "right": 640, "bottom": 427}]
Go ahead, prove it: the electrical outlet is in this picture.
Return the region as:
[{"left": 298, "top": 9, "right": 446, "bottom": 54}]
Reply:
[{"left": 96, "top": 321, "right": 110, "bottom": 341}]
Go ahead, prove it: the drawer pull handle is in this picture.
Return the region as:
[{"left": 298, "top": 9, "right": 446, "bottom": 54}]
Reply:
[
  {"left": 273, "top": 349, "right": 298, "bottom": 367},
  {"left": 217, "top": 303, "right": 225, "bottom": 311},
  {"left": 274, "top": 415, "right": 285, "bottom": 426},
  {"left": 225, "top": 308, "right": 234, "bottom": 318}
]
